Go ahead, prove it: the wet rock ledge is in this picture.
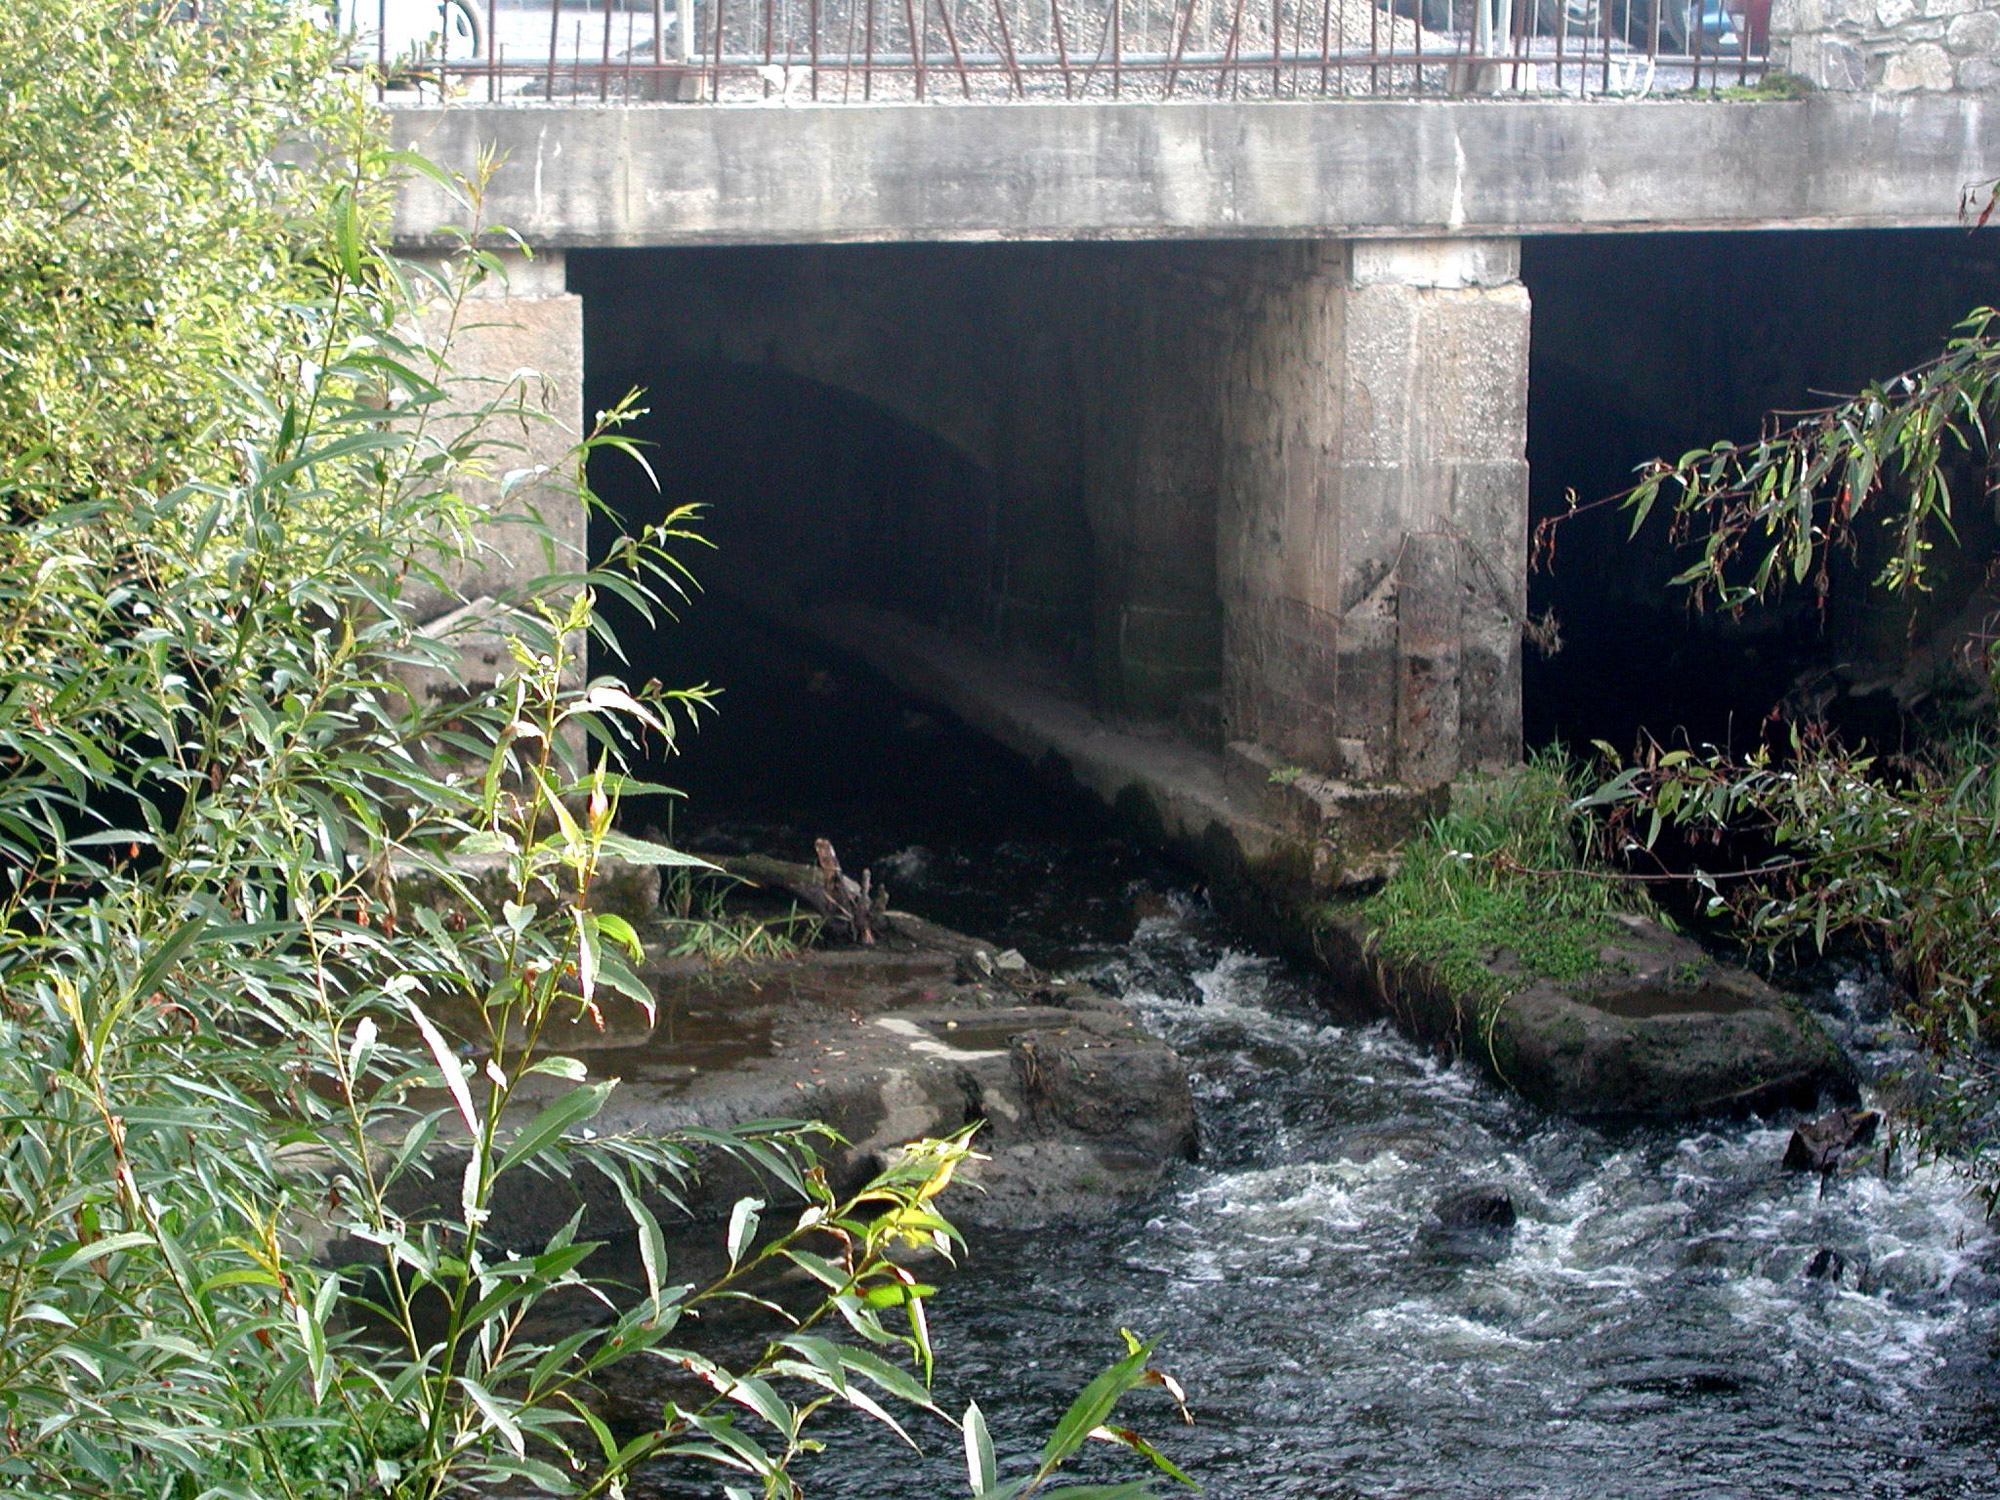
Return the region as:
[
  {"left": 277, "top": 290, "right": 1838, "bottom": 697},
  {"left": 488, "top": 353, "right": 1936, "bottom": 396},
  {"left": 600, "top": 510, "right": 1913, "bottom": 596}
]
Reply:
[
  {"left": 395, "top": 855, "right": 1197, "bottom": 1242},
  {"left": 1309, "top": 907, "right": 1855, "bottom": 1122}
]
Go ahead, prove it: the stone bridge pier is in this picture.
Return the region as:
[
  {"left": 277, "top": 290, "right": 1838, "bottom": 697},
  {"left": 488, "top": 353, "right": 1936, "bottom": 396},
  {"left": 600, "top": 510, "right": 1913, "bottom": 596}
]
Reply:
[{"left": 532, "top": 235, "right": 1528, "bottom": 834}]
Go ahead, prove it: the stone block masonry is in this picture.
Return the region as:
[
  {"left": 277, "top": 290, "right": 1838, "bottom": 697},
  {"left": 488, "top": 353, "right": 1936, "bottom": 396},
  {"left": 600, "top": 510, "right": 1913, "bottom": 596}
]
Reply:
[
  {"left": 1773, "top": 0, "right": 2000, "bottom": 93},
  {"left": 1218, "top": 239, "right": 1529, "bottom": 786}
]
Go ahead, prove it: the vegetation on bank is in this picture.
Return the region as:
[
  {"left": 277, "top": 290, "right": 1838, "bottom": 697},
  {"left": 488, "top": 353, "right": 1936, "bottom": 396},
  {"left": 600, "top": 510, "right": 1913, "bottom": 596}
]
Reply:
[
  {"left": 1355, "top": 751, "right": 1656, "bottom": 1006},
  {"left": 0, "top": 5, "right": 1185, "bottom": 1496},
  {"left": 1560, "top": 299, "right": 2000, "bottom": 1190}
]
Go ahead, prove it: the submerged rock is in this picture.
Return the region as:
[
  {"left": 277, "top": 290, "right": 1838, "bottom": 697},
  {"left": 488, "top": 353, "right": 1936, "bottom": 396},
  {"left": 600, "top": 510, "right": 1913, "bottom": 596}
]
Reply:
[
  {"left": 1435, "top": 1186, "right": 1517, "bottom": 1233},
  {"left": 1783, "top": 1108, "right": 1881, "bottom": 1174},
  {"left": 1425, "top": 1186, "right": 1518, "bottom": 1260}
]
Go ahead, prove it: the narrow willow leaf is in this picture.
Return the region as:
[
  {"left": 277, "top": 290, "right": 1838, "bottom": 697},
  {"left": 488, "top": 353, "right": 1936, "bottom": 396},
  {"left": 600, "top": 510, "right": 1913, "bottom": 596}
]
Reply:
[
  {"left": 497, "top": 1079, "right": 614, "bottom": 1175},
  {"left": 725, "top": 1197, "right": 764, "bottom": 1267},
  {"left": 406, "top": 998, "right": 477, "bottom": 1136},
  {"left": 965, "top": 1401, "right": 997, "bottom": 1496}
]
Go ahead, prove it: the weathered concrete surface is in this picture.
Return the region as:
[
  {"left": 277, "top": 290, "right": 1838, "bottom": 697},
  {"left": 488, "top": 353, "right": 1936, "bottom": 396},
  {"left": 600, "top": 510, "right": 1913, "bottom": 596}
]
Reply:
[
  {"left": 402, "top": 251, "right": 586, "bottom": 624},
  {"left": 1313, "top": 906, "right": 1854, "bottom": 1121},
  {"left": 1214, "top": 238, "right": 1527, "bottom": 783},
  {"left": 390, "top": 96, "right": 1996, "bottom": 249}
]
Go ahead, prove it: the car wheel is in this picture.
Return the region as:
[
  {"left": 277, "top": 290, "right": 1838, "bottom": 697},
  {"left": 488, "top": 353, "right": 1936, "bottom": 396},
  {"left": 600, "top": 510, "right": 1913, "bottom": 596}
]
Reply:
[{"left": 438, "top": 0, "right": 483, "bottom": 61}]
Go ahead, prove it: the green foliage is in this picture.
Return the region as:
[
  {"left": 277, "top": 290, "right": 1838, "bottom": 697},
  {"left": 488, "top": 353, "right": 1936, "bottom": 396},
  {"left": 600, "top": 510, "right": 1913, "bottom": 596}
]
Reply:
[
  {"left": 0, "top": 0, "right": 369, "bottom": 504},
  {"left": 1595, "top": 294, "right": 2000, "bottom": 1187},
  {"left": 1716, "top": 70, "right": 1815, "bottom": 100},
  {"left": 1357, "top": 752, "right": 1649, "bottom": 1006},
  {"left": 0, "top": 5, "right": 1190, "bottom": 1496},
  {"left": 1616, "top": 305, "right": 2000, "bottom": 610}
]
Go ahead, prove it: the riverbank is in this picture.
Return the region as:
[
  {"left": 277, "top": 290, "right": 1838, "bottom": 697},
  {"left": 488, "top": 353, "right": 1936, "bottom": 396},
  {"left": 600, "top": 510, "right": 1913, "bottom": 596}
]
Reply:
[{"left": 746, "top": 599, "right": 1851, "bottom": 1124}]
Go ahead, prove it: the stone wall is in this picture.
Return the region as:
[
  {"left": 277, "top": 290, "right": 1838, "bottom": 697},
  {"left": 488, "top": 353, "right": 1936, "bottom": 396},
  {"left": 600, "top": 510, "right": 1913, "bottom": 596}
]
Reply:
[{"left": 1772, "top": 0, "right": 2000, "bottom": 93}]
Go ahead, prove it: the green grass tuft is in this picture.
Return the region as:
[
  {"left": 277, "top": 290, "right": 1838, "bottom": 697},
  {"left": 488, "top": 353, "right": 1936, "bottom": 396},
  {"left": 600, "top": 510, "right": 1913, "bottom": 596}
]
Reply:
[{"left": 1355, "top": 750, "right": 1649, "bottom": 1004}]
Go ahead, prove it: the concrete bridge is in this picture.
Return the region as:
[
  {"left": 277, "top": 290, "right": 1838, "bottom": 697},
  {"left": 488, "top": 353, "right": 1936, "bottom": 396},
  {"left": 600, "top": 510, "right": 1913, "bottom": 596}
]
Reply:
[{"left": 388, "top": 81, "right": 1998, "bottom": 886}]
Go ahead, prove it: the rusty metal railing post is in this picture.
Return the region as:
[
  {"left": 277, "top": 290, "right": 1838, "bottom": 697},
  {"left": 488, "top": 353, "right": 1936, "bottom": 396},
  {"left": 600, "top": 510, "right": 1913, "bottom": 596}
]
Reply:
[
  {"left": 602, "top": 0, "right": 614, "bottom": 99},
  {"left": 1111, "top": 0, "right": 1122, "bottom": 96},
  {"left": 992, "top": 0, "right": 1024, "bottom": 96},
  {"left": 864, "top": 0, "right": 877, "bottom": 99},
  {"left": 1052, "top": 0, "right": 1075, "bottom": 97},
  {"left": 903, "top": 0, "right": 927, "bottom": 98},
  {"left": 936, "top": 0, "right": 972, "bottom": 95},
  {"left": 546, "top": 0, "right": 562, "bottom": 99}
]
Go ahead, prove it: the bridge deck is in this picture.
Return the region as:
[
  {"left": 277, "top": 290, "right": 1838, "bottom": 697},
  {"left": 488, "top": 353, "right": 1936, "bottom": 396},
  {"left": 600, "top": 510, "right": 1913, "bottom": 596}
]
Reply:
[{"left": 389, "top": 95, "right": 1994, "bottom": 248}]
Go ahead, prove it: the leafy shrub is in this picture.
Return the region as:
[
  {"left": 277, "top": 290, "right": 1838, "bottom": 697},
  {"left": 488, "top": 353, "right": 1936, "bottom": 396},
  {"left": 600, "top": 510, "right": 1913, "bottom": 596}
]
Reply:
[
  {"left": 0, "top": 5, "right": 1190, "bottom": 1496},
  {"left": 1578, "top": 300, "right": 2000, "bottom": 1188}
]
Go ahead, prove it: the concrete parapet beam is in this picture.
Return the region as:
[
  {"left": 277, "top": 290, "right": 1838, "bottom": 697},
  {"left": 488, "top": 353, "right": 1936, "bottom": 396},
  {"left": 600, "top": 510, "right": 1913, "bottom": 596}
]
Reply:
[{"left": 390, "top": 97, "right": 1998, "bottom": 249}]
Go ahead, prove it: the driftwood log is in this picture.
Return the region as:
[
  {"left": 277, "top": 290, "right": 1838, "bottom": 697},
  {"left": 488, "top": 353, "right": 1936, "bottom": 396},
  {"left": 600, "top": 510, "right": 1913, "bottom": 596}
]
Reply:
[{"left": 715, "top": 842, "right": 889, "bottom": 944}]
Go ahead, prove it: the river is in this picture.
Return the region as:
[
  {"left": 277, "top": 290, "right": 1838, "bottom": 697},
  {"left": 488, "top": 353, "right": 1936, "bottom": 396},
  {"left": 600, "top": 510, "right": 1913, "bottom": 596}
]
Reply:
[{"left": 628, "top": 603, "right": 2000, "bottom": 1499}]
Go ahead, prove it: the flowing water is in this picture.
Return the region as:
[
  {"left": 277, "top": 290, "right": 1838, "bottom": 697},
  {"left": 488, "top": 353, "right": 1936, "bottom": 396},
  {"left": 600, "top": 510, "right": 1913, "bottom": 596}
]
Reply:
[{"left": 631, "top": 604, "right": 2000, "bottom": 1499}]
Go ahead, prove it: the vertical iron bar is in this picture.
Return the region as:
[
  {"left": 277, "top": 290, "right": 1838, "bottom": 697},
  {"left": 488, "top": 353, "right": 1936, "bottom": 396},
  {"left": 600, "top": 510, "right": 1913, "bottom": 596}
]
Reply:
[
  {"left": 1111, "top": 0, "right": 1122, "bottom": 96},
  {"left": 712, "top": 0, "right": 728, "bottom": 101},
  {"left": 991, "top": 0, "right": 1023, "bottom": 96},
  {"left": 1052, "top": 0, "right": 1075, "bottom": 97},
  {"left": 1601, "top": 0, "right": 1611, "bottom": 95},
  {"left": 1271, "top": 0, "right": 1282, "bottom": 96},
  {"left": 863, "top": 0, "right": 876, "bottom": 99},
  {"left": 1217, "top": 0, "right": 1246, "bottom": 96},
  {"left": 766, "top": 0, "right": 776, "bottom": 63},
  {"left": 1553, "top": 0, "right": 1565, "bottom": 94},
  {"left": 488, "top": 0, "right": 499, "bottom": 98},
  {"left": 810, "top": 0, "right": 821, "bottom": 97},
  {"left": 902, "top": 0, "right": 925, "bottom": 97},
  {"left": 841, "top": 0, "right": 857, "bottom": 101},
  {"left": 1165, "top": 0, "right": 1197, "bottom": 95},
  {"left": 1316, "top": 0, "right": 1331, "bottom": 95},
  {"left": 602, "top": 0, "right": 614, "bottom": 99},
  {"left": 1368, "top": 0, "right": 1378, "bottom": 96},
  {"left": 547, "top": 0, "right": 561, "bottom": 99},
  {"left": 1413, "top": 0, "right": 1423, "bottom": 97}
]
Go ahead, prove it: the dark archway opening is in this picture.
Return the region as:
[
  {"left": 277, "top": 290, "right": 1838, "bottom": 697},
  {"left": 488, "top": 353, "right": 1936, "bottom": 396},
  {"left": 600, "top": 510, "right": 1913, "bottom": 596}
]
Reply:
[
  {"left": 1523, "top": 226, "right": 2000, "bottom": 756},
  {"left": 568, "top": 270, "right": 1167, "bottom": 957},
  {"left": 584, "top": 357, "right": 1002, "bottom": 634}
]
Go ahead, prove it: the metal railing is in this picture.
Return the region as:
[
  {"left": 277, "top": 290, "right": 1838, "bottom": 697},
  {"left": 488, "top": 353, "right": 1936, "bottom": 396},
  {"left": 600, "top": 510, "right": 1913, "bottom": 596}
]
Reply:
[{"left": 370, "top": 0, "right": 1770, "bottom": 102}]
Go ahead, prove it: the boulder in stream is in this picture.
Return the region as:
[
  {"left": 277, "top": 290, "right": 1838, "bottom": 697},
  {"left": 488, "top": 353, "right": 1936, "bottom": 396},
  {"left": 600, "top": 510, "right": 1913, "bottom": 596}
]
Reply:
[
  {"left": 1783, "top": 1107, "right": 1881, "bottom": 1174},
  {"left": 335, "top": 855, "right": 1198, "bottom": 1256},
  {"left": 1317, "top": 909, "right": 1855, "bottom": 1123}
]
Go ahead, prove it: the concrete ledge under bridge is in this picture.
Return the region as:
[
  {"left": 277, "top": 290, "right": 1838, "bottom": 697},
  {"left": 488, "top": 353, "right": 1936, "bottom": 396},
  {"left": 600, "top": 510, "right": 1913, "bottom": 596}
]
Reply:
[{"left": 389, "top": 95, "right": 1995, "bottom": 248}]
